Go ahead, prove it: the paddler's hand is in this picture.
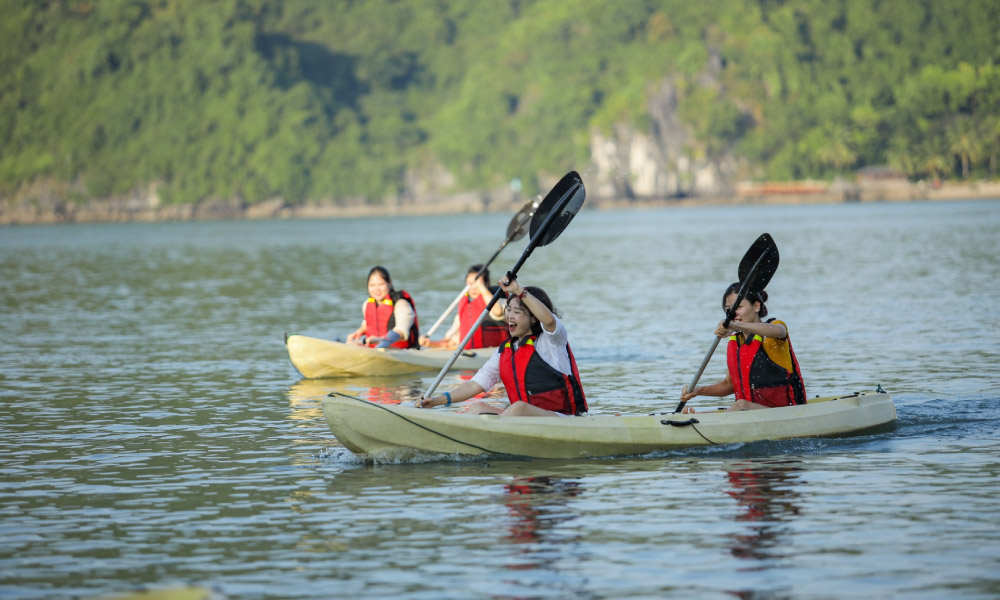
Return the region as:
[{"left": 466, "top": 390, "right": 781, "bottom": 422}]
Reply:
[
  {"left": 680, "top": 385, "right": 693, "bottom": 402},
  {"left": 680, "top": 385, "right": 701, "bottom": 404},
  {"left": 415, "top": 395, "right": 441, "bottom": 409},
  {"left": 417, "top": 390, "right": 456, "bottom": 408},
  {"left": 714, "top": 320, "right": 734, "bottom": 338},
  {"left": 470, "top": 275, "right": 492, "bottom": 299},
  {"left": 498, "top": 275, "right": 523, "bottom": 298}
]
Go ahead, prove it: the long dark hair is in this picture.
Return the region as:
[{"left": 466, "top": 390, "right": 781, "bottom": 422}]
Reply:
[
  {"left": 722, "top": 282, "right": 768, "bottom": 318},
  {"left": 511, "top": 286, "right": 559, "bottom": 337}
]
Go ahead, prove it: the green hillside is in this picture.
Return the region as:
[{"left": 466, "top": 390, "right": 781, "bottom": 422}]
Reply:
[{"left": 2, "top": 0, "right": 998, "bottom": 207}]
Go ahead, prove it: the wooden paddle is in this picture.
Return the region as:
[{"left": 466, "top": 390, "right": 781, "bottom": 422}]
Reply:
[
  {"left": 673, "top": 233, "right": 779, "bottom": 413},
  {"left": 422, "top": 171, "right": 587, "bottom": 400},
  {"left": 422, "top": 198, "right": 537, "bottom": 339}
]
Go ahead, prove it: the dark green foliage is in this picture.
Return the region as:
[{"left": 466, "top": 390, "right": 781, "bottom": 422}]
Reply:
[{"left": 1, "top": 0, "right": 998, "bottom": 207}]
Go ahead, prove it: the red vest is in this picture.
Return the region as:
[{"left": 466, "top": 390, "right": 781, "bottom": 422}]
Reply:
[
  {"left": 364, "top": 290, "right": 419, "bottom": 349},
  {"left": 458, "top": 293, "right": 508, "bottom": 349},
  {"left": 726, "top": 324, "right": 806, "bottom": 408},
  {"left": 498, "top": 336, "right": 587, "bottom": 415}
]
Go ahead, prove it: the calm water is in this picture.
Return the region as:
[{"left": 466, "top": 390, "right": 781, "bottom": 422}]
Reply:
[{"left": 2, "top": 199, "right": 999, "bottom": 599}]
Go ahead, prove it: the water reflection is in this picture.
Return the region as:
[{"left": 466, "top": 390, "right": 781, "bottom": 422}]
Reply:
[
  {"left": 287, "top": 375, "right": 424, "bottom": 413},
  {"left": 501, "top": 476, "right": 583, "bottom": 567},
  {"left": 4, "top": 204, "right": 997, "bottom": 598},
  {"left": 286, "top": 376, "right": 424, "bottom": 459},
  {"left": 724, "top": 459, "right": 803, "bottom": 565}
]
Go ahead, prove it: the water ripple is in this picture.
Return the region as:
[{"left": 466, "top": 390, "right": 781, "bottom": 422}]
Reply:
[{"left": 2, "top": 203, "right": 999, "bottom": 598}]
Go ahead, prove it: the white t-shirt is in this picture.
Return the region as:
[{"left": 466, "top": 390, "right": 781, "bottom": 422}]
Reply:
[{"left": 471, "top": 315, "right": 571, "bottom": 392}]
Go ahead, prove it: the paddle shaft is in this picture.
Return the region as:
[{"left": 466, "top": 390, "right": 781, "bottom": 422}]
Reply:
[
  {"left": 422, "top": 285, "right": 469, "bottom": 338},
  {"left": 422, "top": 239, "right": 512, "bottom": 337},
  {"left": 422, "top": 182, "right": 580, "bottom": 400},
  {"left": 678, "top": 336, "right": 725, "bottom": 413},
  {"left": 673, "top": 247, "right": 773, "bottom": 413}
]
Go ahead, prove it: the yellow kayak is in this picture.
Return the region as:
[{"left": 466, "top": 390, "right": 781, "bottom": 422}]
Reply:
[
  {"left": 285, "top": 333, "right": 496, "bottom": 378},
  {"left": 321, "top": 390, "right": 897, "bottom": 459}
]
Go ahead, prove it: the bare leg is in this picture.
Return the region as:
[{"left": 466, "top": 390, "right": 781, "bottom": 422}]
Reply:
[
  {"left": 464, "top": 400, "right": 503, "bottom": 415},
  {"left": 500, "top": 401, "right": 562, "bottom": 417},
  {"left": 726, "top": 399, "right": 769, "bottom": 412}
]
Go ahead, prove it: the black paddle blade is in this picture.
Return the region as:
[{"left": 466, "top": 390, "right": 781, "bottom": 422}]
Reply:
[
  {"left": 528, "top": 171, "right": 586, "bottom": 247},
  {"left": 722, "top": 233, "right": 779, "bottom": 327},
  {"left": 737, "top": 233, "right": 779, "bottom": 294},
  {"left": 506, "top": 198, "right": 537, "bottom": 242}
]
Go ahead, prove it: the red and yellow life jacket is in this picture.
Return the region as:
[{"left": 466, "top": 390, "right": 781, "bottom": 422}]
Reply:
[
  {"left": 364, "top": 290, "right": 419, "bottom": 349},
  {"left": 726, "top": 320, "right": 806, "bottom": 408},
  {"left": 458, "top": 292, "right": 508, "bottom": 349},
  {"left": 498, "top": 336, "right": 587, "bottom": 415}
]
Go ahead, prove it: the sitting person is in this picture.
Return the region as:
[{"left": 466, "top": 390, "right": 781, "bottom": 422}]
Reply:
[
  {"left": 680, "top": 283, "right": 806, "bottom": 412},
  {"left": 419, "top": 264, "right": 507, "bottom": 350},
  {"left": 345, "top": 266, "right": 419, "bottom": 349},
  {"left": 416, "top": 276, "right": 587, "bottom": 416}
]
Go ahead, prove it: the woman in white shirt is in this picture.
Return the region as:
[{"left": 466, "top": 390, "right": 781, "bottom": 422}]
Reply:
[{"left": 416, "top": 276, "right": 587, "bottom": 416}]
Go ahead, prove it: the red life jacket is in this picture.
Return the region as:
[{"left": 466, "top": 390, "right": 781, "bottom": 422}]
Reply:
[
  {"left": 726, "top": 320, "right": 806, "bottom": 408},
  {"left": 458, "top": 292, "right": 507, "bottom": 349},
  {"left": 364, "top": 290, "right": 419, "bottom": 349},
  {"left": 498, "top": 336, "right": 588, "bottom": 415}
]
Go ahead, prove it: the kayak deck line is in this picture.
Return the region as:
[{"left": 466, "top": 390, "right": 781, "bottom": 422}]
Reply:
[
  {"left": 327, "top": 392, "right": 500, "bottom": 455},
  {"left": 321, "top": 389, "right": 898, "bottom": 459},
  {"left": 657, "top": 389, "right": 891, "bottom": 446},
  {"left": 661, "top": 417, "right": 720, "bottom": 445}
]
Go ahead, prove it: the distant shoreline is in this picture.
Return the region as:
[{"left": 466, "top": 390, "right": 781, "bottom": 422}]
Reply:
[{"left": 2, "top": 180, "right": 998, "bottom": 226}]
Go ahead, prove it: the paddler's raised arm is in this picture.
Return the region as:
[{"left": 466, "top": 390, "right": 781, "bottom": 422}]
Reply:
[{"left": 499, "top": 276, "right": 556, "bottom": 333}]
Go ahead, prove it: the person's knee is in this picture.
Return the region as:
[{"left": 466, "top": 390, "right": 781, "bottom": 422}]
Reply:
[
  {"left": 466, "top": 400, "right": 500, "bottom": 415},
  {"left": 503, "top": 402, "right": 531, "bottom": 416}
]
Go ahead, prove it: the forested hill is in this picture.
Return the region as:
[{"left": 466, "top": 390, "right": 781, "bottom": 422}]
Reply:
[{"left": 2, "top": 0, "right": 998, "bottom": 211}]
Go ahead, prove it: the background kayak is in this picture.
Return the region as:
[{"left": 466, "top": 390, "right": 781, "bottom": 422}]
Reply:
[{"left": 285, "top": 333, "right": 495, "bottom": 377}]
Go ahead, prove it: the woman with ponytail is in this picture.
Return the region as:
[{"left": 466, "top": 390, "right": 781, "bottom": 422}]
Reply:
[{"left": 680, "top": 282, "right": 807, "bottom": 412}]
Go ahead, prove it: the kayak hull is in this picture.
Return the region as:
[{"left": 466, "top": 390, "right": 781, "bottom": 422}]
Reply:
[
  {"left": 321, "top": 391, "right": 897, "bottom": 459},
  {"left": 286, "top": 334, "right": 495, "bottom": 378}
]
